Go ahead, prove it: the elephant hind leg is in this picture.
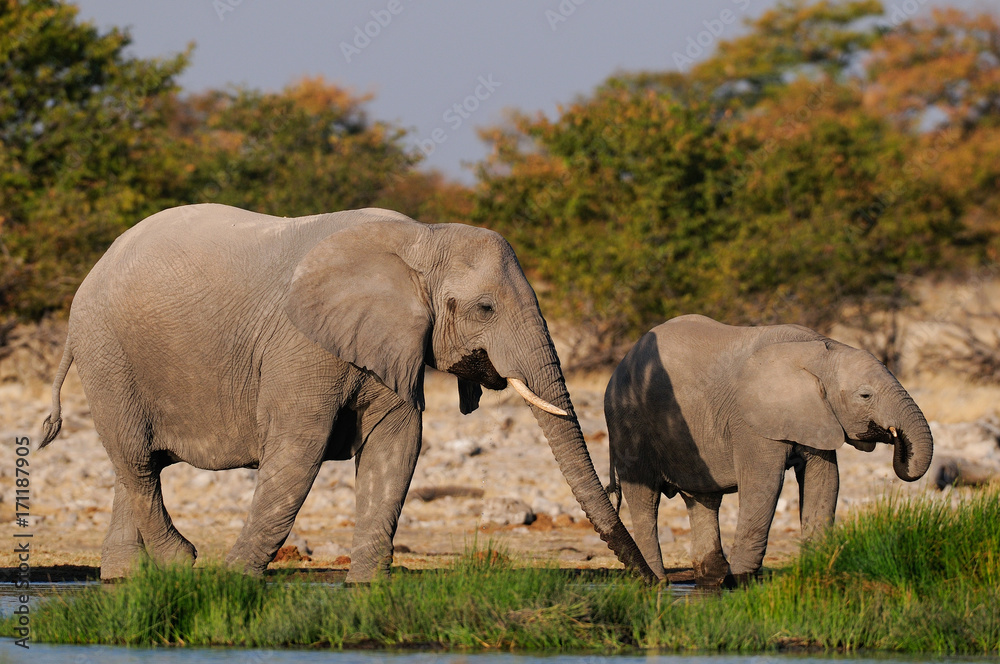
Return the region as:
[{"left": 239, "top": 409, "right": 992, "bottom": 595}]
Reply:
[
  {"left": 682, "top": 492, "right": 731, "bottom": 587},
  {"left": 87, "top": 380, "right": 195, "bottom": 575},
  {"left": 100, "top": 475, "right": 147, "bottom": 580},
  {"left": 123, "top": 465, "right": 197, "bottom": 568}
]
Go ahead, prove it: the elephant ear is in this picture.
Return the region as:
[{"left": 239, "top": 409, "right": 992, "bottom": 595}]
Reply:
[
  {"left": 736, "top": 341, "right": 846, "bottom": 451},
  {"left": 284, "top": 221, "right": 432, "bottom": 411},
  {"left": 457, "top": 377, "right": 483, "bottom": 415}
]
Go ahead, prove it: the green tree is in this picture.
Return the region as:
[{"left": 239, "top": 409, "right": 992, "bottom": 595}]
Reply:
[
  {"left": 0, "top": 0, "right": 189, "bottom": 318},
  {"left": 862, "top": 8, "right": 1000, "bottom": 264},
  {"left": 689, "top": 0, "right": 883, "bottom": 104},
  {"left": 472, "top": 2, "right": 999, "bottom": 345},
  {"left": 0, "top": 6, "right": 425, "bottom": 322},
  {"left": 173, "top": 77, "right": 416, "bottom": 217},
  {"left": 474, "top": 82, "right": 739, "bottom": 340}
]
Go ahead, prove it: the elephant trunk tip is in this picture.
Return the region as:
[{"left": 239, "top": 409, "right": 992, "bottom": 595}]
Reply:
[
  {"left": 892, "top": 425, "right": 933, "bottom": 482},
  {"left": 597, "top": 525, "right": 660, "bottom": 585}
]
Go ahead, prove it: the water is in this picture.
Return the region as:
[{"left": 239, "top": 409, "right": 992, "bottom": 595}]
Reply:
[
  {"left": 0, "top": 581, "right": 93, "bottom": 616},
  {"left": 4, "top": 644, "right": 996, "bottom": 664}
]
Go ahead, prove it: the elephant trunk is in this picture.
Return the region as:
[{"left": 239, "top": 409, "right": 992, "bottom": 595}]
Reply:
[
  {"left": 888, "top": 392, "right": 933, "bottom": 482},
  {"left": 518, "top": 341, "right": 657, "bottom": 584}
]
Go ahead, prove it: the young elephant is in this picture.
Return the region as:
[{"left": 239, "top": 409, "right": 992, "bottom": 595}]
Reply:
[
  {"left": 40, "top": 204, "right": 655, "bottom": 583},
  {"left": 605, "top": 314, "right": 933, "bottom": 586}
]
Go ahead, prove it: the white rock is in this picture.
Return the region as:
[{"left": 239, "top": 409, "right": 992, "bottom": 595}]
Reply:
[
  {"left": 480, "top": 497, "right": 535, "bottom": 526},
  {"left": 311, "top": 541, "right": 351, "bottom": 559},
  {"left": 442, "top": 438, "right": 482, "bottom": 457}
]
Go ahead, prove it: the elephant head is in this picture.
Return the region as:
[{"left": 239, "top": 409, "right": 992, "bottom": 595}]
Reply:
[
  {"left": 737, "top": 339, "right": 933, "bottom": 482},
  {"left": 284, "top": 210, "right": 656, "bottom": 582}
]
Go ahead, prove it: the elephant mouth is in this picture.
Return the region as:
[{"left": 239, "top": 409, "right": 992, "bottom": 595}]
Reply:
[
  {"left": 846, "top": 439, "right": 877, "bottom": 452},
  {"left": 847, "top": 420, "right": 895, "bottom": 452},
  {"left": 447, "top": 348, "right": 508, "bottom": 391}
]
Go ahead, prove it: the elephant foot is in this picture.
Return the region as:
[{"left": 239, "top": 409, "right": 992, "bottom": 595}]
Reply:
[
  {"left": 344, "top": 566, "right": 390, "bottom": 584},
  {"left": 148, "top": 536, "right": 198, "bottom": 569},
  {"left": 224, "top": 550, "right": 268, "bottom": 576},
  {"left": 100, "top": 544, "right": 148, "bottom": 581},
  {"left": 692, "top": 552, "right": 731, "bottom": 588},
  {"left": 344, "top": 552, "right": 393, "bottom": 584},
  {"left": 731, "top": 568, "right": 766, "bottom": 588}
]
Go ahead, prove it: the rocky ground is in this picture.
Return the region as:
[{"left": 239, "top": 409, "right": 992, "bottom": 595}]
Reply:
[{"left": 2, "top": 276, "right": 999, "bottom": 579}]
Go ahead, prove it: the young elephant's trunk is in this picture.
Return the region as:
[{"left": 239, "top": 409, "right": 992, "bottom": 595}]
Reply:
[{"left": 889, "top": 392, "right": 933, "bottom": 482}]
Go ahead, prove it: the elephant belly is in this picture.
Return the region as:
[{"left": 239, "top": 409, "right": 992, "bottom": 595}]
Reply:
[
  {"left": 153, "top": 428, "right": 261, "bottom": 471},
  {"left": 655, "top": 431, "right": 737, "bottom": 495},
  {"left": 647, "top": 388, "right": 737, "bottom": 494},
  {"left": 133, "top": 350, "right": 265, "bottom": 469}
]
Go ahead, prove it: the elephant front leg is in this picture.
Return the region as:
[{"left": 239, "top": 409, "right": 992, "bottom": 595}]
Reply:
[
  {"left": 730, "top": 441, "right": 789, "bottom": 583},
  {"left": 346, "top": 405, "right": 422, "bottom": 583},
  {"left": 681, "top": 492, "right": 730, "bottom": 587},
  {"left": 226, "top": 438, "right": 324, "bottom": 574},
  {"left": 620, "top": 478, "right": 667, "bottom": 580},
  {"left": 793, "top": 446, "right": 839, "bottom": 540}
]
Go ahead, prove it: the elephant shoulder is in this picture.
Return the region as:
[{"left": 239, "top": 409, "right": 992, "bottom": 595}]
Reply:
[
  {"left": 354, "top": 207, "right": 419, "bottom": 223},
  {"left": 661, "top": 314, "right": 725, "bottom": 331},
  {"left": 651, "top": 315, "right": 738, "bottom": 357},
  {"left": 766, "top": 323, "right": 829, "bottom": 344}
]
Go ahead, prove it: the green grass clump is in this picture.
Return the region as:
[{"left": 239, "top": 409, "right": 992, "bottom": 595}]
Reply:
[
  {"left": 643, "top": 487, "right": 1000, "bottom": 654},
  {"left": 5, "top": 488, "right": 999, "bottom": 654},
  {"left": 16, "top": 545, "right": 651, "bottom": 651},
  {"left": 799, "top": 488, "right": 1000, "bottom": 591}
]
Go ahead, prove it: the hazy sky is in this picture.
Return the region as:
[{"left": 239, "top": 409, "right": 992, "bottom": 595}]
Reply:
[{"left": 74, "top": 0, "right": 997, "bottom": 183}]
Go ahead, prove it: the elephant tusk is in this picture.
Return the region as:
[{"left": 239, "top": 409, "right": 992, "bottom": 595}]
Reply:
[
  {"left": 889, "top": 426, "right": 898, "bottom": 440},
  {"left": 508, "top": 378, "right": 568, "bottom": 416}
]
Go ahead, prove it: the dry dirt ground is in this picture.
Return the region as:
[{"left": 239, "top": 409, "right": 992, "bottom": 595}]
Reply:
[{"left": 2, "top": 276, "right": 999, "bottom": 581}]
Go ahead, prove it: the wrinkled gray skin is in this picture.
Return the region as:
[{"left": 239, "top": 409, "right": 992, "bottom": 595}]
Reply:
[
  {"left": 605, "top": 314, "right": 933, "bottom": 586},
  {"left": 41, "top": 204, "right": 655, "bottom": 583}
]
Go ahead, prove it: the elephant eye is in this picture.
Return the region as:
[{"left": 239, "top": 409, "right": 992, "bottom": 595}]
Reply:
[{"left": 475, "top": 301, "right": 496, "bottom": 321}]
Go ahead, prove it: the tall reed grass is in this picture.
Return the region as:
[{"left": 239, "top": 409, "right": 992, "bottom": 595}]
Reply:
[{"left": 7, "top": 488, "right": 999, "bottom": 654}]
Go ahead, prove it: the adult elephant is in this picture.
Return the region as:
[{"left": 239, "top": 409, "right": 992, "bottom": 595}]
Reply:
[
  {"left": 605, "top": 314, "right": 932, "bottom": 586},
  {"left": 41, "top": 204, "right": 655, "bottom": 583}
]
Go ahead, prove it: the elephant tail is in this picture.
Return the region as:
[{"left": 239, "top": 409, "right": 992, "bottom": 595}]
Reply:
[
  {"left": 40, "top": 340, "right": 74, "bottom": 448},
  {"left": 606, "top": 446, "right": 623, "bottom": 514}
]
